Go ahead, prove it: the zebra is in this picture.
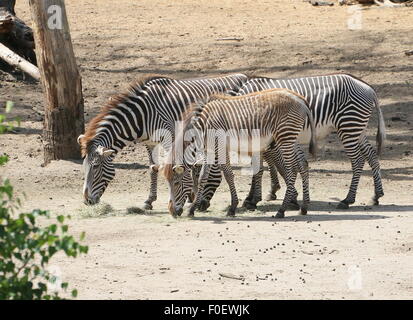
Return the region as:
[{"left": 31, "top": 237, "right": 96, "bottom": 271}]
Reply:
[
  {"left": 198, "top": 73, "right": 386, "bottom": 210},
  {"left": 162, "top": 88, "right": 317, "bottom": 218},
  {"left": 77, "top": 73, "right": 249, "bottom": 206}
]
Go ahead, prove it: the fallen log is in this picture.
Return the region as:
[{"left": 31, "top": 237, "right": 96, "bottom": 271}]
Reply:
[
  {"left": 0, "top": 0, "right": 36, "bottom": 66},
  {"left": 0, "top": 41, "right": 39, "bottom": 80},
  {"left": 339, "top": 0, "right": 412, "bottom": 5},
  {"left": 375, "top": 0, "right": 410, "bottom": 6}
]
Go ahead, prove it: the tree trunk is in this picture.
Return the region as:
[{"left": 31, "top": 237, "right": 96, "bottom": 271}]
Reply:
[
  {"left": 29, "top": 0, "right": 84, "bottom": 164},
  {"left": 0, "top": 0, "right": 36, "bottom": 66}
]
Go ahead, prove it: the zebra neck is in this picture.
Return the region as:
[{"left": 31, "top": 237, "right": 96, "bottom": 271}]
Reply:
[{"left": 93, "top": 128, "right": 132, "bottom": 154}]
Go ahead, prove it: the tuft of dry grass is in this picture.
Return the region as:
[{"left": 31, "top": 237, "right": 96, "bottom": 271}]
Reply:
[{"left": 76, "top": 202, "right": 115, "bottom": 218}]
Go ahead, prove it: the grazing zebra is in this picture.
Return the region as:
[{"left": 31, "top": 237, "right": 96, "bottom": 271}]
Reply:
[
  {"left": 162, "top": 88, "right": 317, "bottom": 218},
  {"left": 77, "top": 73, "right": 248, "bottom": 206},
  {"left": 200, "top": 73, "right": 386, "bottom": 210}
]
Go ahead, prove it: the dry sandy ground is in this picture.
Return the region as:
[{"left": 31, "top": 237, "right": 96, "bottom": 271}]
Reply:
[{"left": 1, "top": 0, "right": 413, "bottom": 299}]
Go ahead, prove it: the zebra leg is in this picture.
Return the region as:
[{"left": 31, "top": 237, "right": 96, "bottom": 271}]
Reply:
[
  {"left": 144, "top": 145, "right": 157, "bottom": 210},
  {"left": 242, "top": 155, "right": 263, "bottom": 211},
  {"left": 269, "top": 147, "right": 299, "bottom": 210},
  {"left": 297, "top": 151, "right": 310, "bottom": 215},
  {"left": 286, "top": 172, "right": 300, "bottom": 211},
  {"left": 243, "top": 178, "right": 256, "bottom": 209},
  {"left": 264, "top": 148, "right": 281, "bottom": 201},
  {"left": 188, "top": 163, "right": 211, "bottom": 217},
  {"left": 275, "top": 144, "right": 296, "bottom": 218},
  {"left": 266, "top": 162, "right": 281, "bottom": 201},
  {"left": 359, "top": 136, "right": 384, "bottom": 205},
  {"left": 220, "top": 163, "right": 239, "bottom": 217},
  {"left": 198, "top": 164, "right": 222, "bottom": 212},
  {"left": 189, "top": 165, "right": 201, "bottom": 204},
  {"left": 242, "top": 168, "right": 263, "bottom": 210},
  {"left": 337, "top": 135, "right": 365, "bottom": 209}
]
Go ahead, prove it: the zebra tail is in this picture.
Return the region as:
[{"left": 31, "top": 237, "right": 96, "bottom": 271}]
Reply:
[
  {"left": 374, "top": 96, "right": 386, "bottom": 156},
  {"left": 303, "top": 101, "right": 317, "bottom": 158}
]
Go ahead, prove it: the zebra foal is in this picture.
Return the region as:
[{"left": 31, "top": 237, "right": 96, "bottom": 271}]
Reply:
[{"left": 162, "top": 88, "right": 317, "bottom": 218}]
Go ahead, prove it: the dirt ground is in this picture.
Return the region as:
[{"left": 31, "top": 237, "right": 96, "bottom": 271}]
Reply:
[{"left": 1, "top": 0, "right": 412, "bottom": 299}]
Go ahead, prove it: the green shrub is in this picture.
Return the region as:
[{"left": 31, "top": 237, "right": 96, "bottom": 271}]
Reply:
[{"left": 0, "top": 103, "right": 88, "bottom": 300}]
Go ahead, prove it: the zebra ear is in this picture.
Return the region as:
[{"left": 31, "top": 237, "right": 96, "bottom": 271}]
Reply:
[
  {"left": 193, "top": 158, "right": 203, "bottom": 167},
  {"left": 77, "top": 134, "right": 86, "bottom": 145},
  {"left": 173, "top": 165, "right": 184, "bottom": 175},
  {"left": 97, "top": 145, "right": 115, "bottom": 157},
  {"left": 225, "top": 89, "right": 238, "bottom": 96}
]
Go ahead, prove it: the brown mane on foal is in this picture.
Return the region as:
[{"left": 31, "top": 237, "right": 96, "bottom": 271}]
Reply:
[
  {"left": 79, "top": 74, "right": 170, "bottom": 157},
  {"left": 211, "top": 87, "right": 307, "bottom": 102},
  {"left": 179, "top": 88, "right": 309, "bottom": 125}
]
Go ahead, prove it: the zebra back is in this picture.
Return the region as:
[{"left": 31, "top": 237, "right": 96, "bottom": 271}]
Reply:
[{"left": 81, "top": 73, "right": 249, "bottom": 154}]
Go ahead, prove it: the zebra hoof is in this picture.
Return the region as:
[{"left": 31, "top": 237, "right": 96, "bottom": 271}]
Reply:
[
  {"left": 143, "top": 202, "right": 153, "bottom": 210},
  {"left": 187, "top": 209, "right": 195, "bottom": 217},
  {"left": 300, "top": 207, "right": 308, "bottom": 215},
  {"left": 288, "top": 199, "right": 300, "bottom": 210},
  {"left": 226, "top": 209, "right": 236, "bottom": 217},
  {"left": 337, "top": 201, "right": 350, "bottom": 209},
  {"left": 198, "top": 200, "right": 210, "bottom": 212},
  {"left": 370, "top": 197, "right": 380, "bottom": 206},
  {"left": 275, "top": 211, "right": 285, "bottom": 219},
  {"left": 242, "top": 200, "right": 257, "bottom": 211},
  {"left": 265, "top": 193, "right": 277, "bottom": 201}
]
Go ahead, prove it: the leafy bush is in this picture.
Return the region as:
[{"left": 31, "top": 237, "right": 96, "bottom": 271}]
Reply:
[{"left": 0, "top": 103, "right": 88, "bottom": 300}]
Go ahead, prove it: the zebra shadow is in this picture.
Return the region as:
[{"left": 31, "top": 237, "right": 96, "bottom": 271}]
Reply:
[
  {"left": 255, "top": 200, "right": 413, "bottom": 214},
  {"left": 189, "top": 199, "right": 411, "bottom": 222},
  {"left": 190, "top": 212, "right": 387, "bottom": 223},
  {"left": 189, "top": 209, "right": 388, "bottom": 224},
  {"left": 310, "top": 166, "right": 413, "bottom": 182}
]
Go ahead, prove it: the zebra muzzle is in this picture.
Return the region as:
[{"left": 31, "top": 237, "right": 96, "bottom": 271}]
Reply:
[
  {"left": 83, "top": 188, "right": 100, "bottom": 205},
  {"left": 168, "top": 200, "right": 183, "bottom": 217}
]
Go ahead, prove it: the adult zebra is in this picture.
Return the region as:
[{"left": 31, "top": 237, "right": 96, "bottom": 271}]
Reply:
[
  {"left": 77, "top": 73, "right": 248, "bottom": 207},
  {"left": 200, "top": 73, "right": 386, "bottom": 209}
]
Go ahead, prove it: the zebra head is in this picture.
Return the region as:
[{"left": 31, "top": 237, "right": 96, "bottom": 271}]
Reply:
[
  {"left": 78, "top": 135, "right": 116, "bottom": 205},
  {"left": 159, "top": 163, "right": 194, "bottom": 217}
]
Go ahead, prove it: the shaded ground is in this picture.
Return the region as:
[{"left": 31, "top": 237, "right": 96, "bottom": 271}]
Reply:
[{"left": 0, "top": 0, "right": 412, "bottom": 299}]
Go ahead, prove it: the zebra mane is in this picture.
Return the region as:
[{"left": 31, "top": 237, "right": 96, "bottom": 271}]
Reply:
[
  {"left": 80, "top": 74, "right": 172, "bottom": 156},
  {"left": 210, "top": 88, "right": 309, "bottom": 106}
]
